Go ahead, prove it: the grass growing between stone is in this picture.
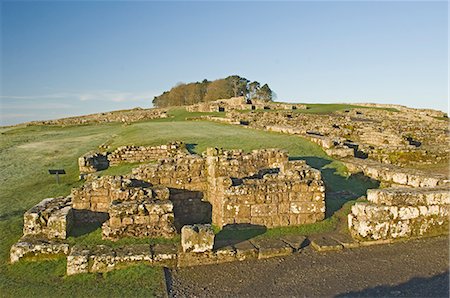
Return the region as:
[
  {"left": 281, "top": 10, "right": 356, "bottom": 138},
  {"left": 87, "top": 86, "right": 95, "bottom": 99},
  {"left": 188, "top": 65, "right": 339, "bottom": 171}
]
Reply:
[{"left": 0, "top": 106, "right": 379, "bottom": 296}]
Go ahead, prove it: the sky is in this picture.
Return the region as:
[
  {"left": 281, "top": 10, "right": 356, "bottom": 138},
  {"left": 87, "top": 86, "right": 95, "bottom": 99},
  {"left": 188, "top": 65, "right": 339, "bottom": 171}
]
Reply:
[{"left": 1, "top": 1, "right": 448, "bottom": 126}]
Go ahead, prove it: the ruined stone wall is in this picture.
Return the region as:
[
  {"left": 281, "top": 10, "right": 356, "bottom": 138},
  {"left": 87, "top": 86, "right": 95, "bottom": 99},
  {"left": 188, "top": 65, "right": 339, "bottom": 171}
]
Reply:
[
  {"left": 23, "top": 197, "right": 73, "bottom": 239},
  {"left": 102, "top": 198, "right": 176, "bottom": 240},
  {"left": 25, "top": 108, "right": 168, "bottom": 126},
  {"left": 78, "top": 152, "right": 109, "bottom": 174},
  {"left": 210, "top": 160, "right": 325, "bottom": 228},
  {"left": 71, "top": 176, "right": 168, "bottom": 226},
  {"left": 348, "top": 187, "right": 449, "bottom": 241},
  {"left": 342, "top": 157, "right": 448, "bottom": 187},
  {"left": 132, "top": 155, "right": 208, "bottom": 191},
  {"left": 185, "top": 97, "right": 306, "bottom": 113},
  {"left": 108, "top": 142, "right": 186, "bottom": 165},
  {"left": 78, "top": 142, "right": 187, "bottom": 174},
  {"left": 133, "top": 147, "right": 325, "bottom": 229}
]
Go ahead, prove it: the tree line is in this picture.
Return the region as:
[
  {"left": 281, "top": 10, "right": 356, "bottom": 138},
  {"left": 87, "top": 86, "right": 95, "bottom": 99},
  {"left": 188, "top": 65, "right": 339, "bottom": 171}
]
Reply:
[{"left": 152, "top": 75, "right": 273, "bottom": 108}]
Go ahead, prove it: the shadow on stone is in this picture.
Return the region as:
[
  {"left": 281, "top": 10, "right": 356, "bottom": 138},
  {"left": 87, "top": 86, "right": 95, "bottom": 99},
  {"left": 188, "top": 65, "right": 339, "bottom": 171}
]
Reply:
[
  {"left": 336, "top": 271, "right": 449, "bottom": 297},
  {"left": 169, "top": 188, "right": 212, "bottom": 232},
  {"left": 214, "top": 224, "right": 267, "bottom": 249},
  {"left": 290, "top": 156, "right": 380, "bottom": 218}
]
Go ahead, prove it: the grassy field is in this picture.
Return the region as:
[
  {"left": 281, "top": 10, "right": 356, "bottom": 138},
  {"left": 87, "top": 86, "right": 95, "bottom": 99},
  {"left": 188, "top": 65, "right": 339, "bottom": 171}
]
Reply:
[{"left": 0, "top": 106, "right": 379, "bottom": 296}]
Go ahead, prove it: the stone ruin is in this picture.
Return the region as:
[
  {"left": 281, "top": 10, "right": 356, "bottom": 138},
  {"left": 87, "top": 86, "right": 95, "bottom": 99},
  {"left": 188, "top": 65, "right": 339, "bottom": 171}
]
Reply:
[
  {"left": 78, "top": 141, "right": 186, "bottom": 174},
  {"left": 132, "top": 147, "right": 325, "bottom": 228},
  {"left": 11, "top": 144, "right": 326, "bottom": 271},
  {"left": 186, "top": 96, "right": 306, "bottom": 113},
  {"left": 349, "top": 187, "right": 449, "bottom": 240},
  {"left": 24, "top": 107, "right": 168, "bottom": 126}
]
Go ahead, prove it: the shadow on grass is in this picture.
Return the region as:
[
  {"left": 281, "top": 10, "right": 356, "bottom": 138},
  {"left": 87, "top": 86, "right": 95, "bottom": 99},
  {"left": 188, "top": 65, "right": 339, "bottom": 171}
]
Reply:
[
  {"left": 185, "top": 143, "right": 198, "bottom": 154},
  {"left": 214, "top": 224, "right": 267, "bottom": 249},
  {"left": 290, "top": 156, "right": 380, "bottom": 218},
  {"left": 69, "top": 222, "right": 103, "bottom": 237}
]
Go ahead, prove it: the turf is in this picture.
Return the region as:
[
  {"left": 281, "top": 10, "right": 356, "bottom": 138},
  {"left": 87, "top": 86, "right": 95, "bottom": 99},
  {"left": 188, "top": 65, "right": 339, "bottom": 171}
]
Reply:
[{"left": 0, "top": 106, "right": 379, "bottom": 296}]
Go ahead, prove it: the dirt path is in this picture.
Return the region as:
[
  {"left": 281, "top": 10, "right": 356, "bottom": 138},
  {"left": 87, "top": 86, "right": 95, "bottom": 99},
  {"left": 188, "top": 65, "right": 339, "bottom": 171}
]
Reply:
[{"left": 168, "top": 236, "right": 449, "bottom": 297}]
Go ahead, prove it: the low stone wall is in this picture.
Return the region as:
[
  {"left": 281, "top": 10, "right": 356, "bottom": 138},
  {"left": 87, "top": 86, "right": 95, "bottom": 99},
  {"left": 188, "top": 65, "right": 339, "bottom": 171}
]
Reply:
[
  {"left": 102, "top": 199, "right": 176, "bottom": 240},
  {"left": 67, "top": 244, "right": 178, "bottom": 275},
  {"left": 108, "top": 142, "right": 186, "bottom": 165},
  {"left": 23, "top": 197, "right": 73, "bottom": 239},
  {"left": 26, "top": 108, "right": 168, "bottom": 126},
  {"left": 348, "top": 187, "right": 449, "bottom": 241},
  {"left": 10, "top": 237, "right": 70, "bottom": 263},
  {"left": 342, "top": 157, "right": 448, "bottom": 187},
  {"left": 78, "top": 142, "right": 187, "bottom": 174}
]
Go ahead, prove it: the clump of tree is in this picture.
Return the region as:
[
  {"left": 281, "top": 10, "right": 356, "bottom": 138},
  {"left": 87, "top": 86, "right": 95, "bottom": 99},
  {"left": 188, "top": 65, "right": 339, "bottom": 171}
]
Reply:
[{"left": 152, "top": 75, "right": 273, "bottom": 108}]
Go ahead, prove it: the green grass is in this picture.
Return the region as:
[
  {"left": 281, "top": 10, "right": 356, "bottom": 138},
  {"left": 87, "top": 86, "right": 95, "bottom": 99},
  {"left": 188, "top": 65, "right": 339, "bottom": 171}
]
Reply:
[{"left": 0, "top": 106, "right": 380, "bottom": 296}]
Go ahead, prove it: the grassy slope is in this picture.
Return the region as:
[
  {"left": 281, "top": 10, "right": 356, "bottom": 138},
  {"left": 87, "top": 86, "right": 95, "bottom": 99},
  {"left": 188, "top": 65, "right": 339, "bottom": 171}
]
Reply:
[{"left": 0, "top": 105, "right": 379, "bottom": 296}]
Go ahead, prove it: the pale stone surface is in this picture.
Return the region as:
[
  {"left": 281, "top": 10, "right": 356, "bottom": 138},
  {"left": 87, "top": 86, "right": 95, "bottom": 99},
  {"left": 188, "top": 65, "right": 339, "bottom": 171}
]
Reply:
[
  {"left": 181, "top": 224, "right": 215, "bottom": 253},
  {"left": 10, "top": 238, "right": 69, "bottom": 263},
  {"left": 349, "top": 188, "right": 449, "bottom": 241},
  {"left": 23, "top": 196, "right": 73, "bottom": 239}
]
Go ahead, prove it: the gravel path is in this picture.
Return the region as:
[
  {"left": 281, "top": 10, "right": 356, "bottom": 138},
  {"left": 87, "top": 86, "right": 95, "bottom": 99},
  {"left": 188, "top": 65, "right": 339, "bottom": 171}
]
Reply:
[{"left": 169, "top": 236, "right": 449, "bottom": 297}]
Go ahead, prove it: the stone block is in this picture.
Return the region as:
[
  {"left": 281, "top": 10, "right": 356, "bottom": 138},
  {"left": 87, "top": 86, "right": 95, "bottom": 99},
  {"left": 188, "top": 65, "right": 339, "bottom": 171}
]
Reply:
[
  {"left": 152, "top": 243, "right": 178, "bottom": 266},
  {"left": 67, "top": 246, "right": 91, "bottom": 275},
  {"left": 280, "top": 235, "right": 307, "bottom": 251},
  {"left": 233, "top": 240, "right": 258, "bottom": 261},
  {"left": 181, "top": 224, "right": 215, "bottom": 253},
  {"left": 251, "top": 238, "right": 293, "bottom": 259},
  {"left": 309, "top": 235, "right": 343, "bottom": 252}
]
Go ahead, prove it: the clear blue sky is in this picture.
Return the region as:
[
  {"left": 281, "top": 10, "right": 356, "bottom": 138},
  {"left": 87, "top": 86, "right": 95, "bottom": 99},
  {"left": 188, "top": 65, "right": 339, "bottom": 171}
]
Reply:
[{"left": 1, "top": 1, "right": 448, "bottom": 125}]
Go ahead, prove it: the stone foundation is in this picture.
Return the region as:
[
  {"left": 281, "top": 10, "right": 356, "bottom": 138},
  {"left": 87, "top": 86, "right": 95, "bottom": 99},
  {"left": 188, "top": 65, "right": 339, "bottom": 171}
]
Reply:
[
  {"left": 10, "top": 237, "right": 70, "bottom": 263},
  {"left": 23, "top": 196, "right": 73, "bottom": 239},
  {"left": 66, "top": 243, "right": 178, "bottom": 275},
  {"left": 78, "top": 141, "right": 187, "bottom": 174},
  {"left": 348, "top": 187, "right": 449, "bottom": 241},
  {"left": 342, "top": 157, "right": 448, "bottom": 187}
]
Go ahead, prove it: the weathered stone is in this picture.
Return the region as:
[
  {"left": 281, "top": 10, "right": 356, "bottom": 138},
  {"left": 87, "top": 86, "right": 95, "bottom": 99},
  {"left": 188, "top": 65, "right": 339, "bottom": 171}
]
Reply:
[
  {"left": 251, "top": 238, "right": 293, "bottom": 259},
  {"left": 233, "top": 240, "right": 258, "bottom": 261},
  {"left": 181, "top": 224, "right": 215, "bottom": 253},
  {"left": 329, "top": 233, "right": 360, "bottom": 248},
  {"left": 280, "top": 235, "right": 307, "bottom": 251},
  {"left": 152, "top": 243, "right": 178, "bottom": 266},
  {"left": 67, "top": 246, "right": 91, "bottom": 275},
  {"left": 23, "top": 196, "right": 73, "bottom": 239},
  {"left": 10, "top": 237, "right": 70, "bottom": 263},
  {"left": 309, "top": 235, "right": 343, "bottom": 252}
]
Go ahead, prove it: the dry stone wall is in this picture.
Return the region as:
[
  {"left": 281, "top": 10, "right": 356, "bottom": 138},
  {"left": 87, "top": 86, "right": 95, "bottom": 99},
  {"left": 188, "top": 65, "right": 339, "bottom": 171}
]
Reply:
[
  {"left": 211, "top": 161, "right": 325, "bottom": 228},
  {"left": 102, "top": 199, "right": 176, "bottom": 240},
  {"left": 133, "top": 147, "right": 325, "bottom": 229},
  {"left": 25, "top": 107, "right": 168, "bottom": 126},
  {"left": 185, "top": 97, "right": 306, "bottom": 113},
  {"left": 342, "top": 157, "right": 448, "bottom": 187},
  {"left": 23, "top": 196, "right": 73, "bottom": 239},
  {"left": 78, "top": 142, "right": 187, "bottom": 174},
  {"left": 132, "top": 154, "right": 207, "bottom": 191},
  {"left": 348, "top": 187, "right": 449, "bottom": 241}
]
